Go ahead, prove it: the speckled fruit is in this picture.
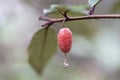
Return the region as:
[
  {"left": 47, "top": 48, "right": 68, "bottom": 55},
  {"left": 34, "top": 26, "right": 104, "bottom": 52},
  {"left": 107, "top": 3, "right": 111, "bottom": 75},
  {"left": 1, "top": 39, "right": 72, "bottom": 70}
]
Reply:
[{"left": 57, "top": 28, "right": 72, "bottom": 53}]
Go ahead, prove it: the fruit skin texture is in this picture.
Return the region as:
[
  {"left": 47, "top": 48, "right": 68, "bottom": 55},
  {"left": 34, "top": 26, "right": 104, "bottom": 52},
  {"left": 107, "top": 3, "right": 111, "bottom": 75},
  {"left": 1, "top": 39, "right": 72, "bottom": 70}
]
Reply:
[{"left": 57, "top": 28, "right": 72, "bottom": 53}]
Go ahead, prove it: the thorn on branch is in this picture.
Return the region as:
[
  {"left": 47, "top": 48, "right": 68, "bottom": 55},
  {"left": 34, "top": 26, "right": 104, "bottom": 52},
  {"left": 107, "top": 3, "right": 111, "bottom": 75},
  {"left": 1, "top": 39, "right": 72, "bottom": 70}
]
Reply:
[
  {"left": 64, "top": 10, "right": 69, "bottom": 19},
  {"left": 57, "top": 8, "right": 69, "bottom": 19}
]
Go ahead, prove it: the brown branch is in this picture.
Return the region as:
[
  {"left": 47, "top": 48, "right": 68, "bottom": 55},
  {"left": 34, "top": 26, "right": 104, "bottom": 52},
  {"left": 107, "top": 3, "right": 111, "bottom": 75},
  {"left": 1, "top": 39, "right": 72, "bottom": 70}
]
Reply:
[{"left": 39, "top": 14, "right": 120, "bottom": 27}]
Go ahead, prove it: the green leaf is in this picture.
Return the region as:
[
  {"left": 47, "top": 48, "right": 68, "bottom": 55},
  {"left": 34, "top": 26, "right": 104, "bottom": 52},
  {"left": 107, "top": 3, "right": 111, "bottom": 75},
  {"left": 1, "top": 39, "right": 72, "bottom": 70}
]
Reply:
[
  {"left": 28, "top": 28, "right": 57, "bottom": 75},
  {"left": 68, "top": 5, "right": 90, "bottom": 15},
  {"left": 88, "top": 0, "right": 101, "bottom": 7},
  {"left": 66, "top": 21, "right": 97, "bottom": 39},
  {"left": 43, "top": 4, "right": 90, "bottom": 16},
  {"left": 43, "top": 4, "right": 59, "bottom": 15}
]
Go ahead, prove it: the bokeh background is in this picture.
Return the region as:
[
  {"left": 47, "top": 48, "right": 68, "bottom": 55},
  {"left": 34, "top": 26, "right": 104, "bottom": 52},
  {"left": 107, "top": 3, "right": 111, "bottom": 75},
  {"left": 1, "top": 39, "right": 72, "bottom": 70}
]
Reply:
[{"left": 1, "top": 0, "right": 120, "bottom": 80}]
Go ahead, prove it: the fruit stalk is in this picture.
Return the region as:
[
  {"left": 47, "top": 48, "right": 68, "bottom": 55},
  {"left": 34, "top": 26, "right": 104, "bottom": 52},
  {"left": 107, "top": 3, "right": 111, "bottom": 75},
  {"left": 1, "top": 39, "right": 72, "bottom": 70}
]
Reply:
[{"left": 57, "top": 28, "right": 72, "bottom": 68}]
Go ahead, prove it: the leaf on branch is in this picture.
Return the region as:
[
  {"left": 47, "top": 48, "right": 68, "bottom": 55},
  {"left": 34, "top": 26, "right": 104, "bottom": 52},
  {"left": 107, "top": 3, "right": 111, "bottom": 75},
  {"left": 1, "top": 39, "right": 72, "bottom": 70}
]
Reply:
[
  {"left": 43, "top": 4, "right": 59, "bottom": 15},
  {"left": 28, "top": 28, "right": 57, "bottom": 75},
  {"left": 66, "top": 21, "right": 96, "bottom": 39},
  {"left": 68, "top": 5, "right": 90, "bottom": 15},
  {"left": 88, "top": 0, "right": 102, "bottom": 15},
  {"left": 88, "top": 0, "right": 101, "bottom": 7},
  {"left": 43, "top": 4, "right": 90, "bottom": 16}
]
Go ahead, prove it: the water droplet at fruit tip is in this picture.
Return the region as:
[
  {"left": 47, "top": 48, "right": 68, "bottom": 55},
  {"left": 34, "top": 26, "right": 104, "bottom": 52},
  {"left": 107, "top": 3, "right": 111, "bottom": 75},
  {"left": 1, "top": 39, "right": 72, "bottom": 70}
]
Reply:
[{"left": 63, "top": 62, "right": 69, "bottom": 69}]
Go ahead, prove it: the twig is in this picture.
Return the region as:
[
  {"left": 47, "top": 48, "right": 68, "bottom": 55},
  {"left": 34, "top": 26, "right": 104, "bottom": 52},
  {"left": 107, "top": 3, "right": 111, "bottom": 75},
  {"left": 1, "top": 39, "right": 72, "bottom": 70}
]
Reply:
[{"left": 39, "top": 14, "right": 120, "bottom": 27}]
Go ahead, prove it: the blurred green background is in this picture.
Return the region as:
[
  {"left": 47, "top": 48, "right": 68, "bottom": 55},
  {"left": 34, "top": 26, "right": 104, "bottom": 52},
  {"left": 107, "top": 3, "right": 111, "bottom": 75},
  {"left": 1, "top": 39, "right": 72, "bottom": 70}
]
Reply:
[{"left": 1, "top": 0, "right": 120, "bottom": 80}]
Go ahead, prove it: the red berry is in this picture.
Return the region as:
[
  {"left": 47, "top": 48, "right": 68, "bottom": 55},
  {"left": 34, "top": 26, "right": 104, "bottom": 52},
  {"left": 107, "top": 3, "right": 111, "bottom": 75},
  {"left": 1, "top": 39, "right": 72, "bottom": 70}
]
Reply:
[{"left": 57, "top": 28, "right": 72, "bottom": 53}]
